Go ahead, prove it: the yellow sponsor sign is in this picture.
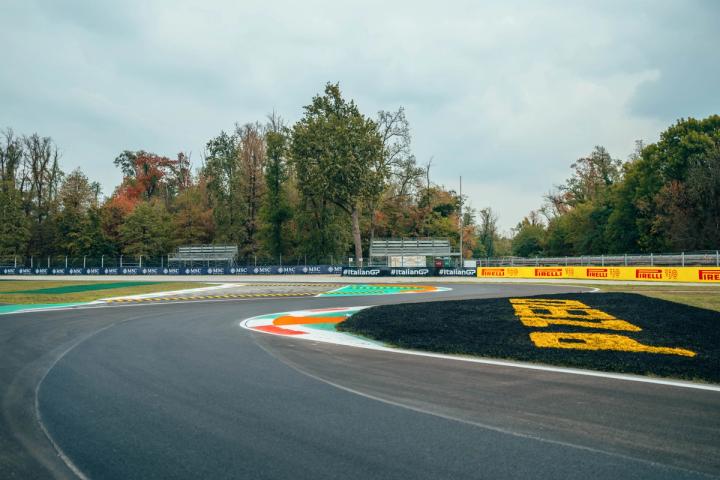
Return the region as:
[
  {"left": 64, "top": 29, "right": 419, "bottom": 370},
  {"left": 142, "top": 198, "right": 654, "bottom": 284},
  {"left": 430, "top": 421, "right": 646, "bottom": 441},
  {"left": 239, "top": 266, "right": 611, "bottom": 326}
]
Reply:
[
  {"left": 478, "top": 266, "right": 720, "bottom": 283},
  {"left": 509, "top": 298, "right": 696, "bottom": 357}
]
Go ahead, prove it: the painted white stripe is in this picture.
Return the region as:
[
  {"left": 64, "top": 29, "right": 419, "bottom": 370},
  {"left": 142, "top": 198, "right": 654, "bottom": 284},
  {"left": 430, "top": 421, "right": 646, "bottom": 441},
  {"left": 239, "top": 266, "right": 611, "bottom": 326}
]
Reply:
[{"left": 239, "top": 313, "right": 720, "bottom": 393}]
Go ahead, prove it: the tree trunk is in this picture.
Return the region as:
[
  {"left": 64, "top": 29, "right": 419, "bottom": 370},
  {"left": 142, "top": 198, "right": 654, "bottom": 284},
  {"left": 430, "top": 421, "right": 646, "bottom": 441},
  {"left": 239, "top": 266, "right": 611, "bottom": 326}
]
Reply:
[{"left": 351, "top": 205, "right": 363, "bottom": 267}]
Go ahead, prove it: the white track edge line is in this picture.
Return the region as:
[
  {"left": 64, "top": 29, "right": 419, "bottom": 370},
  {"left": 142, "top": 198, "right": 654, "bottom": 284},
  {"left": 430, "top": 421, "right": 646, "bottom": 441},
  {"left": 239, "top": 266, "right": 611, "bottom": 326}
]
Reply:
[{"left": 239, "top": 317, "right": 720, "bottom": 392}]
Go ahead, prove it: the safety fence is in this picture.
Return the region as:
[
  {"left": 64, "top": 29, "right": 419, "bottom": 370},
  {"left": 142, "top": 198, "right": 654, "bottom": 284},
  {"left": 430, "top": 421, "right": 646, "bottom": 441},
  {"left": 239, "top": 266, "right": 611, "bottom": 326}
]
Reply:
[
  {"left": 478, "top": 251, "right": 720, "bottom": 267},
  {"left": 0, "top": 265, "right": 342, "bottom": 276}
]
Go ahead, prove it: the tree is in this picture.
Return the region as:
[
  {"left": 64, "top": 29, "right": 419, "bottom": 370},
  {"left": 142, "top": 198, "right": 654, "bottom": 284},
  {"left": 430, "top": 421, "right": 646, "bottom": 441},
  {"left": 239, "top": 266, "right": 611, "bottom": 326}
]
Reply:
[
  {"left": 477, "top": 207, "right": 498, "bottom": 257},
  {"left": 607, "top": 115, "right": 720, "bottom": 252},
  {"left": 260, "top": 115, "right": 293, "bottom": 259},
  {"left": 237, "top": 123, "right": 266, "bottom": 257},
  {"left": 112, "top": 150, "right": 178, "bottom": 202},
  {"left": 119, "top": 201, "right": 173, "bottom": 258},
  {"left": 370, "top": 108, "right": 424, "bottom": 241},
  {"left": 171, "top": 178, "right": 215, "bottom": 246},
  {"left": 0, "top": 130, "right": 29, "bottom": 255},
  {"left": 202, "top": 130, "right": 242, "bottom": 244},
  {"left": 511, "top": 212, "right": 545, "bottom": 257},
  {"left": 21, "top": 133, "right": 63, "bottom": 256},
  {"left": 56, "top": 168, "right": 101, "bottom": 256},
  {"left": 291, "top": 83, "right": 385, "bottom": 264}
]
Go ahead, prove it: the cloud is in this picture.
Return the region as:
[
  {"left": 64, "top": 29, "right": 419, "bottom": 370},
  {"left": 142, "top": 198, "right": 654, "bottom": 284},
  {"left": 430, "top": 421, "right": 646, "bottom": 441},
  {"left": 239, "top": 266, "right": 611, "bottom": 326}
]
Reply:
[{"left": 1, "top": 0, "right": 717, "bottom": 230}]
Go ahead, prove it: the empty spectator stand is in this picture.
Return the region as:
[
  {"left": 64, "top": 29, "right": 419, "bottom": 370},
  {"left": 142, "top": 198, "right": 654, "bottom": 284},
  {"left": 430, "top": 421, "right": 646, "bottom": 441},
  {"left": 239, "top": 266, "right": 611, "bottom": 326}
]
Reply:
[
  {"left": 168, "top": 245, "right": 238, "bottom": 267},
  {"left": 368, "top": 238, "right": 460, "bottom": 266}
]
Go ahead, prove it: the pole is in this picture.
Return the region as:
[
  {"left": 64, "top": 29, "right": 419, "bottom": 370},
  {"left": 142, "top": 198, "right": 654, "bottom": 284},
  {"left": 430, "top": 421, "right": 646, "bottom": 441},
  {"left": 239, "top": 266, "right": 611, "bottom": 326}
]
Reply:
[
  {"left": 101, "top": 255, "right": 104, "bottom": 268},
  {"left": 459, "top": 175, "right": 463, "bottom": 267},
  {"left": 83, "top": 256, "right": 86, "bottom": 269}
]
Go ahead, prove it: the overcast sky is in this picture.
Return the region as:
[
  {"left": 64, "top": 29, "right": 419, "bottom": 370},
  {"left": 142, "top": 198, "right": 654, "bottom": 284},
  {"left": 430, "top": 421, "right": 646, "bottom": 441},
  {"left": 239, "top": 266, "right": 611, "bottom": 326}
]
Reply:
[{"left": 2, "top": 0, "right": 718, "bottom": 232}]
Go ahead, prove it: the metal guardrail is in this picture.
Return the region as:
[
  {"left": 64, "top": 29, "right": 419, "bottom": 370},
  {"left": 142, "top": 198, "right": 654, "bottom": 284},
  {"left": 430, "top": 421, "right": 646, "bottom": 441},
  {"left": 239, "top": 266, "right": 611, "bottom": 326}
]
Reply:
[{"left": 477, "top": 251, "right": 720, "bottom": 267}]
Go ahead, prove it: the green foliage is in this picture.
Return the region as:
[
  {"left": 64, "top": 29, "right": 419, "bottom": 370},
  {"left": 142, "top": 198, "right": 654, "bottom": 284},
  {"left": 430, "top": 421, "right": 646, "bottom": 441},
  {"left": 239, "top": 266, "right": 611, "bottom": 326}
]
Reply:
[
  {"left": 0, "top": 187, "right": 30, "bottom": 255},
  {"left": 260, "top": 129, "right": 293, "bottom": 258},
  {"left": 7, "top": 109, "right": 717, "bottom": 263},
  {"left": 291, "top": 83, "right": 386, "bottom": 261},
  {"left": 511, "top": 222, "right": 545, "bottom": 257},
  {"left": 119, "top": 201, "right": 173, "bottom": 258}
]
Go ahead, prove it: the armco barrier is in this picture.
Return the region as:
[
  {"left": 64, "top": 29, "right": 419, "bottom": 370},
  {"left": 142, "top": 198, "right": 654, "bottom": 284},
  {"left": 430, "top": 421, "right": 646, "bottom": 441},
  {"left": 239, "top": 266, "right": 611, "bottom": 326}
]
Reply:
[
  {"left": 476, "top": 266, "right": 720, "bottom": 283},
  {"left": 341, "top": 267, "right": 477, "bottom": 277},
  {"left": 0, "top": 265, "right": 343, "bottom": 276}
]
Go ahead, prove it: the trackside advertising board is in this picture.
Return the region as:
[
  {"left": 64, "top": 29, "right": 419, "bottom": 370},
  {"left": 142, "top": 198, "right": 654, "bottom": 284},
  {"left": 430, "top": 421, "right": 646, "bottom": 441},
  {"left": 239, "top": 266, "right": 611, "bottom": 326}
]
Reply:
[
  {"left": 341, "top": 267, "right": 477, "bottom": 277},
  {"left": 0, "top": 265, "right": 343, "bottom": 276},
  {"left": 476, "top": 266, "right": 720, "bottom": 283}
]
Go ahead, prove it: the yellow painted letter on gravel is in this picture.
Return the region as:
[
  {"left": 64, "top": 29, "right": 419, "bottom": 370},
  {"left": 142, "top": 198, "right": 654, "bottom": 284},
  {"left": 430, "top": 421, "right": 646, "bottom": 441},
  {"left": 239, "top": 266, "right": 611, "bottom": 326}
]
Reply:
[
  {"left": 529, "top": 332, "right": 696, "bottom": 357},
  {"left": 509, "top": 299, "right": 640, "bottom": 332}
]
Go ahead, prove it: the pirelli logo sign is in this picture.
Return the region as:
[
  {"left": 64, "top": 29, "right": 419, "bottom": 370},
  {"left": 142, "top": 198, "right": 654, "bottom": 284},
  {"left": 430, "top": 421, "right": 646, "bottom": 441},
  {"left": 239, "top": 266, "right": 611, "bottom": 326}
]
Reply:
[
  {"left": 699, "top": 269, "right": 720, "bottom": 281},
  {"left": 480, "top": 268, "right": 505, "bottom": 277},
  {"left": 635, "top": 268, "right": 663, "bottom": 280},
  {"left": 586, "top": 268, "right": 608, "bottom": 278},
  {"left": 534, "top": 268, "right": 563, "bottom": 277}
]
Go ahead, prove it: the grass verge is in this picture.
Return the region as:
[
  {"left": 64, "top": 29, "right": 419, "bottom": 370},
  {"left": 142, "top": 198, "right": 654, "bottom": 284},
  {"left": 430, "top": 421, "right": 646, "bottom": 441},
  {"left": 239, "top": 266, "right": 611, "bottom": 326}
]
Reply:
[
  {"left": 338, "top": 293, "right": 720, "bottom": 383},
  {"left": 585, "top": 283, "right": 720, "bottom": 312},
  {"left": 0, "top": 280, "right": 212, "bottom": 304}
]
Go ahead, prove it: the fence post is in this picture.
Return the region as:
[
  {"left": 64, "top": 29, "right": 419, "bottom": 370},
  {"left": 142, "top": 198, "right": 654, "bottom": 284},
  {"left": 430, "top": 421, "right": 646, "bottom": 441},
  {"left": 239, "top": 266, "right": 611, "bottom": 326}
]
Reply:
[
  {"left": 565, "top": 256, "right": 568, "bottom": 266},
  {"left": 161, "top": 256, "right": 164, "bottom": 269},
  {"left": 139, "top": 255, "right": 142, "bottom": 268},
  {"left": 47, "top": 256, "right": 50, "bottom": 268},
  {"left": 65, "top": 256, "right": 68, "bottom": 269},
  {"left": 681, "top": 252, "right": 685, "bottom": 267},
  {"left": 624, "top": 253, "right": 627, "bottom": 266},
  {"left": 83, "top": 256, "right": 86, "bottom": 269},
  {"left": 279, "top": 254, "right": 282, "bottom": 267},
  {"left": 650, "top": 253, "right": 654, "bottom": 266},
  {"left": 30, "top": 256, "right": 33, "bottom": 268},
  {"left": 14, "top": 256, "right": 17, "bottom": 268},
  {"left": 601, "top": 254, "right": 604, "bottom": 267},
  {"left": 120, "top": 255, "right": 123, "bottom": 268},
  {"left": 101, "top": 255, "right": 104, "bottom": 268},
  {"left": 716, "top": 250, "right": 719, "bottom": 267}
]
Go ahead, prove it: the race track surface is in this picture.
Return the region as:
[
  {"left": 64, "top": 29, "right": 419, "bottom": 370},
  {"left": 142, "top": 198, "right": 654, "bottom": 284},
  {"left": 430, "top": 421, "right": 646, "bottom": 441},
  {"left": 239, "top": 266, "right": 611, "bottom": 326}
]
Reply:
[{"left": 1, "top": 283, "right": 719, "bottom": 479}]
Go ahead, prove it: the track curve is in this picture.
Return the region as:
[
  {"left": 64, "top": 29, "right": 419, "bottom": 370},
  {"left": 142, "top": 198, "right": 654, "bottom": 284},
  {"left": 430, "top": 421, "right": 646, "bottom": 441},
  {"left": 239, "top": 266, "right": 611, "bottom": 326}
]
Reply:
[{"left": 2, "top": 283, "right": 719, "bottom": 479}]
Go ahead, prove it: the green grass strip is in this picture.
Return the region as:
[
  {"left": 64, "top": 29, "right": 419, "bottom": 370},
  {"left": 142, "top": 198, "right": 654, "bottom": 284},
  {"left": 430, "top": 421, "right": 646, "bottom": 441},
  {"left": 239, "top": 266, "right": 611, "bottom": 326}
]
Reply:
[{"left": 1, "top": 281, "right": 161, "bottom": 295}]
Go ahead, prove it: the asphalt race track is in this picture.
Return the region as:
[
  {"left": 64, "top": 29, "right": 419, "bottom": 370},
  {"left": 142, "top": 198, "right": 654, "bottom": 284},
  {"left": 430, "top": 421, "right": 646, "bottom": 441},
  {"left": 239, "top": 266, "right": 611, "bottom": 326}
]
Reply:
[{"left": 2, "top": 283, "right": 719, "bottom": 479}]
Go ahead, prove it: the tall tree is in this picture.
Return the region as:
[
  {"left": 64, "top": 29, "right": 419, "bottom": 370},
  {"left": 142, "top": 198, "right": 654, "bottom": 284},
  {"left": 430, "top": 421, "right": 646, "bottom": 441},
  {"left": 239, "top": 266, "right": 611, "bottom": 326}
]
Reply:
[
  {"left": 291, "top": 83, "right": 385, "bottom": 264},
  {"left": 202, "top": 131, "right": 242, "bottom": 244},
  {"left": 477, "top": 207, "right": 498, "bottom": 257},
  {"left": 237, "top": 123, "right": 266, "bottom": 257},
  {"left": 260, "top": 115, "right": 293, "bottom": 259}
]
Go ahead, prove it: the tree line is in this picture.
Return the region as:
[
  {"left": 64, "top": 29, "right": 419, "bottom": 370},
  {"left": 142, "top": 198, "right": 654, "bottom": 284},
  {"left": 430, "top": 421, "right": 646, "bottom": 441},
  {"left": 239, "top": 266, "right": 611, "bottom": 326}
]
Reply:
[
  {"left": 512, "top": 115, "right": 720, "bottom": 256},
  {"left": 1, "top": 82, "right": 716, "bottom": 262},
  {"left": 0, "top": 84, "right": 479, "bottom": 263}
]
